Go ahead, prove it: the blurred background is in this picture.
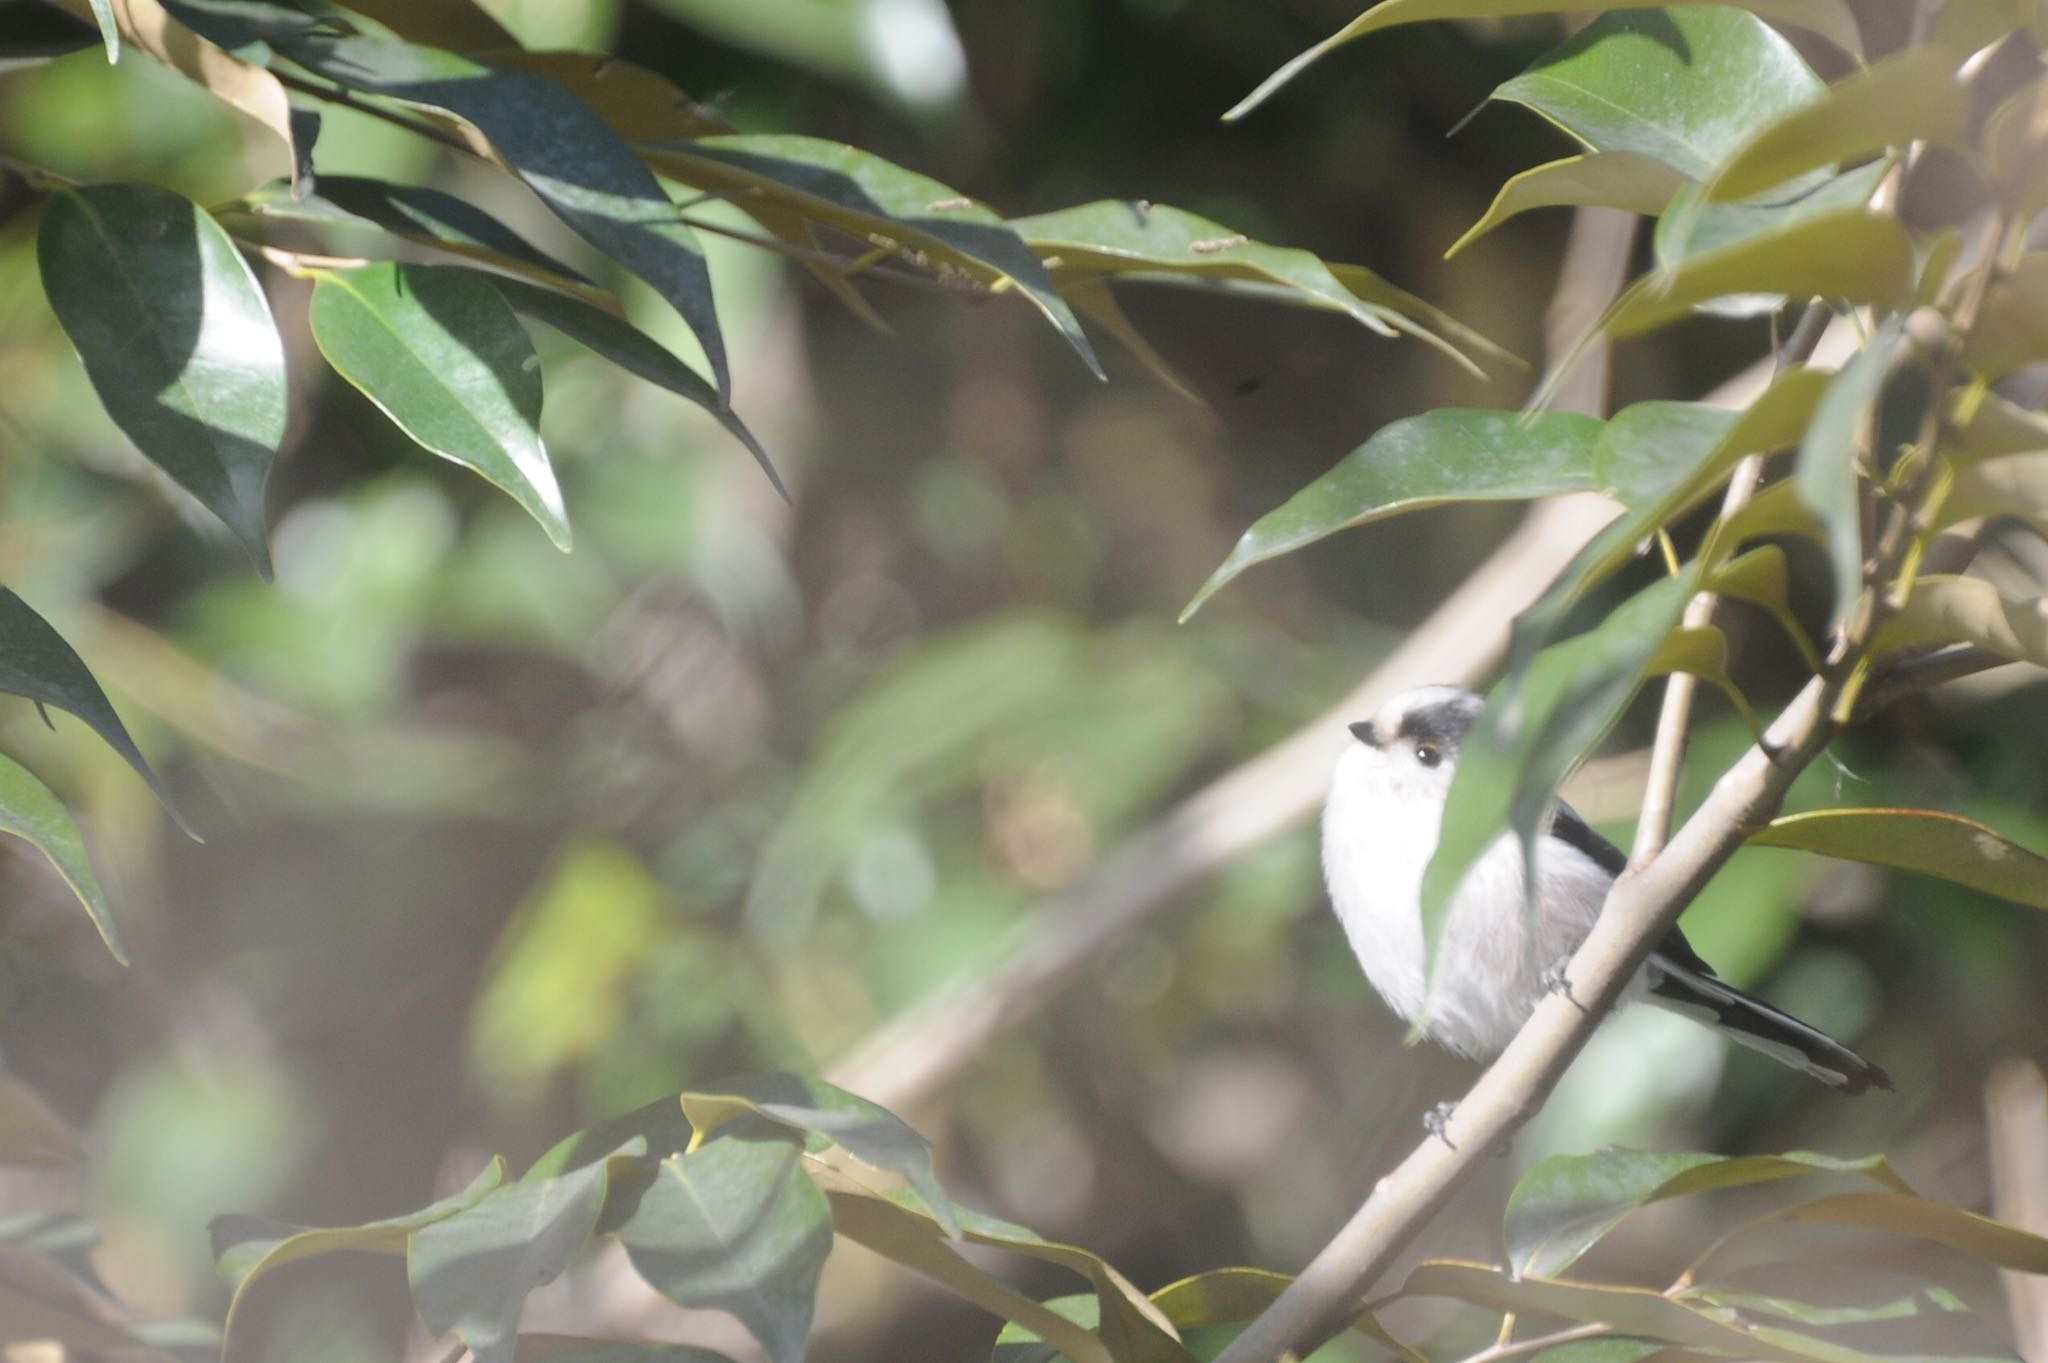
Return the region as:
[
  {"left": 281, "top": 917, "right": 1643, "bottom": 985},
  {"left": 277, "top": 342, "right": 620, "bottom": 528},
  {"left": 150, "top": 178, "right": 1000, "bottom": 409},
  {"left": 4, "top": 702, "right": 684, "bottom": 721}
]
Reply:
[{"left": 1, "top": 0, "right": 2045, "bottom": 1359}]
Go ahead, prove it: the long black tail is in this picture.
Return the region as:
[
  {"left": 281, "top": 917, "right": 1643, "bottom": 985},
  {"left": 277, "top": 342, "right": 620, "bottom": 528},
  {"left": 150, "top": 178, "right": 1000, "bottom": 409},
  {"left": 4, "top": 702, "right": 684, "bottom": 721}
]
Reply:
[{"left": 1645, "top": 953, "right": 1893, "bottom": 1095}]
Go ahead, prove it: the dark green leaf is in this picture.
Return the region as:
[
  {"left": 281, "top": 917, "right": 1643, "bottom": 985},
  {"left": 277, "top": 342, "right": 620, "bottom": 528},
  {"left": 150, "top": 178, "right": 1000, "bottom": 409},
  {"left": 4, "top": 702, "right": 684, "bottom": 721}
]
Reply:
[
  {"left": 678, "top": 1073, "right": 955, "bottom": 1237},
  {"left": 1505, "top": 1149, "right": 1912, "bottom": 1278},
  {"left": 1226, "top": 0, "right": 1855, "bottom": 122},
  {"left": 480, "top": 274, "right": 783, "bottom": 498},
  {"left": 410, "top": 1156, "right": 618, "bottom": 1363},
  {"left": 0, "top": 751, "right": 120, "bottom": 964},
  {"left": 1449, "top": 152, "right": 1688, "bottom": 257},
  {"left": 613, "top": 1134, "right": 831, "bottom": 1363},
  {"left": 0, "top": 590, "right": 189, "bottom": 835},
  {"left": 1748, "top": 809, "right": 2048, "bottom": 908},
  {"left": 1494, "top": 9, "right": 1824, "bottom": 181},
  {"left": 646, "top": 135, "right": 1100, "bottom": 378},
  {"left": 309, "top": 263, "right": 569, "bottom": 549},
  {"left": 1183, "top": 409, "right": 1605, "bottom": 618},
  {"left": 1796, "top": 319, "right": 1902, "bottom": 624},
  {"left": 38, "top": 182, "right": 286, "bottom": 572},
  {"left": 211, "top": 1157, "right": 506, "bottom": 1346}
]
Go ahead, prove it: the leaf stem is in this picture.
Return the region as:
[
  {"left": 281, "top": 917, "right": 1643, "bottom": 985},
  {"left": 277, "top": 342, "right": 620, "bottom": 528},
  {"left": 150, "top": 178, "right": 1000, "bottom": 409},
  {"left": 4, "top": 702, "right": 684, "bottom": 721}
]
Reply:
[{"left": 1455, "top": 1321, "right": 1610, "bottom": 1363}]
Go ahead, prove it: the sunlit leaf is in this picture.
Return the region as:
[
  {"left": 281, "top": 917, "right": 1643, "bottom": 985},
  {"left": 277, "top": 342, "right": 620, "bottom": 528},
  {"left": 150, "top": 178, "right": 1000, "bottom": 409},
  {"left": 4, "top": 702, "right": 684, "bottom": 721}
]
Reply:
[
  {"left": 1225, "top": 0, "right": 1855, "bottom": 122},
  {"left": 1945, "top": 452, "right": 2048, "bottom": 541},
  {"left": 410, "top": 1154, "right": 618, "bottom": 1363},
  {"left": 613, "top": 1134, "right": 831, "bottom": 1363},
  {"left": 211, "top": 1157, "right": 507, "bottom": 1345},
  {"left": 0, "top": 1073, "right": 85, "bottom": 1168},
  {"left": 648, "top": 135, "right": 1101, "bottom": 379},
  {"left": 1952, "top": 389, "right": 2048, "bottom": 463},
  {"left": 38, "top": 181, "right": 286, "bottom": 573},
  {"left": 1494, "top": 8, "right": 1824, "bottom": 180},
  {"left": 1874, "top": 575, "right": 2048, "bottom": 668},
  {"left": 1183, "top": 409, "right": 1605, "bottom": 618},
  {"left": 309, "top": 263, "right": 569, "bottom": 549},
  {"left": 1449, "top": 152, "right": 1687, "bottom": 257},
  {"left": 0, "top": 590, "right": 189, "bottom": 835},
  {"left": 1505, "top": 1149, "right": 1912, "bottom": 1278},
  {"left": 679, "top": 1073, "right": 956, "bottom": 1238},
  {"left": 479, "top": 274, "right": 783, "bottom": 497},
  {"left": 1780, "top": 1191, "right": 2048, "bottom": 1272},
  {"left": 1705, "top": 544, "right": 1821, "bottom": 671},
  {"left": 1749, "top": 809, "right": 2048, "bottom": 909},
  {"left": 0, "top": 751, "right": 121, "bottom": 964},
  {"left": 1605, "top": 210, "right": 1913, "bottom": 336},
  {"left": 1654, "top": 160, "right": 1887, "bottom": 276},
  {"left": 1706, "top": 47, "right": 1967, "bottom": 203},
  {"left": 1965, "top": 254, "right": 2048, "bottom": 378}
]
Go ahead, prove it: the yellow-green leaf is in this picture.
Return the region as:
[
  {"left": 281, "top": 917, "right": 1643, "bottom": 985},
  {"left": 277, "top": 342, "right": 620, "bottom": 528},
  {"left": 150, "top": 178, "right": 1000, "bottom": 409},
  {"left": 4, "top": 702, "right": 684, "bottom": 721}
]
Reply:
[
  {"left": 1748, "top": 809, "right": 2048, "bottom": 908},
  {"left": 1449, "top": 152, "right": 1687, "bottom": 257},
  {"left": 1874, "top": 575, "right": 2048, "bottom": 668}
]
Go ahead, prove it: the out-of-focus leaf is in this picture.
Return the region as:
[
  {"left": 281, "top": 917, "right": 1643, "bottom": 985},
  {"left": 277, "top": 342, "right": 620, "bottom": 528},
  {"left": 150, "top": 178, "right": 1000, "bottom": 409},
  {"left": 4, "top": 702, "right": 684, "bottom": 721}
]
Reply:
[
  {"left": 0, "top": 1073, "right": 84, "bottom": 1167},
  {"left": 0, "top": 1248, "right": 156, "bottom": 1356},
  {"left": 1449, "top": 152, "right": 1687, "bottom": 257},
  {"left": 325, "top": 0, "right": 516, "bottom": 50},
  {"left": 409, "top": 1155, "right": 617, "bottom": 1363},
  {"left": 1748, "top": 809, "right": 2048, "bottom": 908},
  {"left": 1706, "top": 544, "right": 1821, "bottom": 670},
  {"left": 1780, "top": 1192, "right": 2048, "bottom": 1272},
  {"left": 1183, "top": 410, "right": 1605, "bottom": 618},
  {"left": 1525, "top": 1342, "right": 1668, "bottom": 1363},
  {"left": 514, "top": 1340, "right": 738, "bottom": 1363},
  {"left": 613, "top": 1134, "right": 831, "bottom": 1363},
  {"left": 1875, "top": 575, "right": 2048, "bottom": 667},
  {"left": 1984, "top": 73, "right": 2048, "bottom": 220},
  {"left": 1605, "top": 209, "right": 1913, "bottom": 335},
  {"left": 211, "top": 1157, "right": 507, "bottom": 1344},
  {"left": 645, "top": 135, "right": 1101, "bottom": 377},
  {"left": 679, "top": 1074, "right": 956, "bottom": 1238},
  {"left": 1945, "top": 452, "right": 2048, "bottom": 540},
  {"left": 85, "top": 0, "right": 117, "bottom": 59},
  {"left": 480, "top": 50, "right": 730, "bottom": 141},
  {"left": 0, "top": 751, "right": 121, "bottom": 964},
  {"left": 1654, "top": 160, "right": 1887, "bottom": 275},
  {"left": 1059, "top": 277, "right": 1202, "bottom": 402},
  {"left": 1494, "top": 8, "right": 1824, "bottom": 180},
  {"left": 1965, "top": 255, "right": 2048, "bottom": 378},
  {"left": 990, "top": 1293, "right": 1101, "bottom": 1363},
  {"left": 1326, "top": 262, "right": 1518, "bottom": 367},
  {"left": 1646, "top": 627, "right": 1761, "bottom": 731},
  {"left": 480, "top": 274, "right": 783, "bottom": 497},
  {"left": 1714, "top": 475, "right": 1825, "bottom": 548},
  {"left": 1505, "top": 1149, "right": 1912, "bottom": 1278},
  {"left": 38, "top": 181, "right": 286, "bottom": 573},
  {"left": 0, "top": 6, "right": 100, "bottom": 71},
  {"left": 1225, "top": 0, "right": 1855, "bottom": 122},
  {"left": 309, "top": 263, "right": 569, "bottom": 549},
  {"left": 1706, "top": 47, "right": 1967, "bottom": 202},
  {"left": 0, "top": 591, "right": 189, "bottom": 834},
  {"left": 1953, "top": 390, "right": 2048, "bottom": 462}
]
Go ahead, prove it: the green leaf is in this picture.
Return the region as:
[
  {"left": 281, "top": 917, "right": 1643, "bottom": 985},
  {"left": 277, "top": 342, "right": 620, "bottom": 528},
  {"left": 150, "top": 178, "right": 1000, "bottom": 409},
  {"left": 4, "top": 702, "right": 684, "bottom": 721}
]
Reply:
[
  {"left": 1493, "top": 8, "right": 1824, "bottom": 181},
  {"left": 410, "top": 1156, "right": 618, "bottom": 1363},
  {"left": 1705, "top": 47, "right": 1967, "bottom": 203},
  {"left": 0, "top": 1072, "right": 85, "bottom": 1168},
  {"left": 1748, "top": 809, "right": 2048, "bottom": 909},
  {"left": 1706, "top": 544, "right": 1821, "bottom": 671},
  {"left": 1225, "top": 0, "right": 1855, "bottom": 122},
  {"left": 1875, "top": 574, "right": 2048, "bottom": 668},
  {"left": 1182, "top": 409, "right": 1605, "bottom": 618},
  {"left": 1795, "top": 320, "right": 1899, "bottom": 629},
  {"left": 513, "top": 1340, "right": 739, "bottom": 1363},
  {"left": 0, "top": 590, "right": 189, "bottom": 835},
  {"left": 524, "top": 1095, "right": 694, "bottom": 1184},
  {"left": 1965, "top": 254, "right": 2048, "bottom": 378},
  {"left": 38, "top": 182, "right": 286, "bottom": 573},
  {"left": 1505, "top": 1149, "right": 1912, "bottom": 1278},
  {"left": 1605, "top": 209, "right": 1913, "bottom": 336},
  {"left": 309, "top": 264, "right": 569, "bottom": 549},
  {"left": 1780, "top": 1191, "right": 2048, "bottom": 1273},
  {"left": 1653, "top": 160, "right": 1888, "bottom": 275},
  {"left": 211, "top": 1157, "right": 507, "bottom": 1347},
  {"left": 990, "top": 1293, "right": 1100, "bottom": 1363},
  {"left": 0, "top": 751, "right": 120, "bottom": 964},
  {"left": 649, "top": 135, "right": 1100, "bottom": 378},
  {"left": 1945, "top": 452, "right": 2048, "bottom": 541},
  {"left": 1646, "top": 626, "right": 1761, "bottom": 732},
  {"left": 478, "top": 274, "right": 784, "bottom": 498},
  {"left": 1952, "top": 389, "right": 2048, "bottom": 463},
  {"left": 678, "top": 1073, "right": 957, "bottom": 1238},
  {"left": 1448, "top": 152, "right": 1688, "bottom": 257},
  {"left": 1985, "top": 74, "right": 2048, "bottom": 220},
  {"left": 613, "top": 1134, "right": 831, "bottom": 1363}
]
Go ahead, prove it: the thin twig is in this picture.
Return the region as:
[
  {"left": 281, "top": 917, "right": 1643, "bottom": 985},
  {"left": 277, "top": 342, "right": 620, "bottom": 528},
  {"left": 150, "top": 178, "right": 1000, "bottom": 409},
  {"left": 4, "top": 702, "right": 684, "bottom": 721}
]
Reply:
[{"left": 1456, "top": 1321, "right": 1610, "bottom": 1363}]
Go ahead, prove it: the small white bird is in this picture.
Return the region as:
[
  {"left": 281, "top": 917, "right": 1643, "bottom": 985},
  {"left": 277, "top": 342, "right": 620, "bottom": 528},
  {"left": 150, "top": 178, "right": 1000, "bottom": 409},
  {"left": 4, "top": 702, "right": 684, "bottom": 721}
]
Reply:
[{"left": 1323, "top": 684, "right": 1890, "bottom": 1094}]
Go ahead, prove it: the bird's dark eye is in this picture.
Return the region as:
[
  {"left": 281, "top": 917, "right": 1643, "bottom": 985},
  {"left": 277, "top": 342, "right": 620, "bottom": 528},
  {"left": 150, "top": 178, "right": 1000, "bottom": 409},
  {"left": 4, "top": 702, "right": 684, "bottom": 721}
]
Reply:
[{"left": 1414, "top": 742, "right": 1442, "bottom": 768}]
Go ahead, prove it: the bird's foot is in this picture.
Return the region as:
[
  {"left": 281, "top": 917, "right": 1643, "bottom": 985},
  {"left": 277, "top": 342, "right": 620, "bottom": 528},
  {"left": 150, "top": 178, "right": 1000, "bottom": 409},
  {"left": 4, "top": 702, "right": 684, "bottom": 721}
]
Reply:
[
  {"left": 1542, "top": 958, "right": 1586, "bottom": 1012},
  {"left": 1424, "top": 1100, "right": 1457, "bottom": 1149}
]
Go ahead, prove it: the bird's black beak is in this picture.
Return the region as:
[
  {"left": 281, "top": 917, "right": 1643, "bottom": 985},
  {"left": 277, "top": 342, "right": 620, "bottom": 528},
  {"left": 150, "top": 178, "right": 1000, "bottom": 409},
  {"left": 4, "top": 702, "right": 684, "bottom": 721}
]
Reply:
[{"left": 1348, "top": 720, "right": 1382, "bottom": 748}]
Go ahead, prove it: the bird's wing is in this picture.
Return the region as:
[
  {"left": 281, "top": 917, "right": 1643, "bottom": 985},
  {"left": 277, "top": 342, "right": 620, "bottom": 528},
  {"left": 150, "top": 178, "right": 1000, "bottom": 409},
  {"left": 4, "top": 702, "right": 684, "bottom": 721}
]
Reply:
[{"left": 1548, "top": 800, "right": 1714, "bottom": 975}]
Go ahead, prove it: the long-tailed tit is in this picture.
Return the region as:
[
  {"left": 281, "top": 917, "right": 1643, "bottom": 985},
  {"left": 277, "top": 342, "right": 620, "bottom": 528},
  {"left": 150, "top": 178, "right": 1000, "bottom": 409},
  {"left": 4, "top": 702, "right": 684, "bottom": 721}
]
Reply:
[{"left": 1323, "top": 685, "right": 1891, "bottom": 1094}]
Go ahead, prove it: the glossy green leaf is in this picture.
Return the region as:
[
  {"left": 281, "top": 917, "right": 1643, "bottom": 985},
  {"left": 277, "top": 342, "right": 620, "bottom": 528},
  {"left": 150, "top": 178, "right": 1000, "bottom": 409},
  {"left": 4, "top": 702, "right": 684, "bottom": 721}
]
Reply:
[
  {"left": 0, "top": 1073, "right": 85, "bottom": 1168},
  {"left": 613, "top": 1134, "right": 831, "bottom": 1363},
  {"left": 1749, "top": 809, "right": 2048, "bottom": 908},
  {"left": 1226, "top": 0, "right": 1855, "bottom": 122},
  {"left": 0, "top": 590, "right": 189, "bottom": 835},
  {"left": 1965, "top": 255, "right": 2048, "bottom": 378},
  {"left": 1877, "top": 575, "right": 2048, "bottom": 669},
  {"left": 480, "top": 275, "right": 783, "bottom": 498},
  {"left": 1707, "top": 47, "right": 1966, "bottom": 203},
  {"left": 0, "top": 751, "right": 120, "bottom": 964},
  {"left": 1423, "top": 561, "right": 1707, "bottom": 982},
  {"left": 1606, "top": 209, "right": 1913, "bottom": 335},
  {"left": 1505, "top": 1149, "right": 1912, "bottom": 1278},
  {"left": 1494, "top": 8, "right": 1824, "bottom": 180},
  {"left": 38, "top": 182, "right": 286, "bottom": 572},
  {"left": 211, "top": 1157, "right": 507, "bottom": 1345},
  {"left": 1449, "top": 152, "right": 1687, "bottom": 257},
  {"left": 649, "top": 135, "right": 1100, "bottom": 378},
  {"left": 1654, "top": 160, "right": 1887, "bottom": 275},
  {"left": 410, "top": 1155, "right": 619, "bottom": 1363},
  {"left": 1183, "top": 409, "right": 1605, "bottom": 618},
  {"left": 309, "top": 264, "right": 569, "bottom": 549},
  {"left": 678, "top": 1073, "right": 955, "bottom": 1238}
]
